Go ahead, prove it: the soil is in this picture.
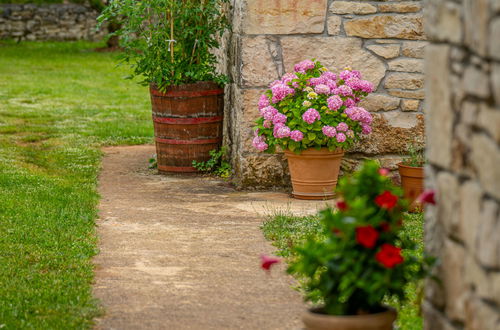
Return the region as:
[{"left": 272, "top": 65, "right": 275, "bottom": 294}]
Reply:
[{"left": 94, "top": 145, "right": 330, "bottom": 329}]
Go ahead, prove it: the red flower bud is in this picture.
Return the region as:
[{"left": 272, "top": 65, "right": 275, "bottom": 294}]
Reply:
[
  {"left": 374, "top": 191, "right": 398, "bottom": 210},
  {"left": 418, "top": 189, "right": 436, "bottom": 205},
  {"left": 355, "top": 225, "right": 379, "bottom": 248},
  {"left": 336, "top": 200, "right": 348, "bottom": 211},
  {"left": 376, "top": 244, "right": 404, "bottom": 268},
  {"left": 378, "top": 168, "right": 390, "bottom": 176}
]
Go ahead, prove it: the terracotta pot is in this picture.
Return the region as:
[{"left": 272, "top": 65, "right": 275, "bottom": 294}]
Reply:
[
  {"left": 302, "top": 307, "right": 397, "bottom": 330},
  {"left": 284, "top": 148, "right": 344, "bottom": 200},
  {"left": 397, "top": 163, "right": 424, "bottom": 212}
]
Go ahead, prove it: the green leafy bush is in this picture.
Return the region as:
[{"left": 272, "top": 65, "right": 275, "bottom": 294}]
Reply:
[
  {"left": 97, "top": 0, "right": 230, "bottom": 90},
  {"left": 192, "top": 147, "right": 231, "bottom": 178},
  {"left": 287, "top": 161, "right": 434, "bottom": 315},
  {"left": 401, "top": 143, "right": 425, "bottom": 167}
]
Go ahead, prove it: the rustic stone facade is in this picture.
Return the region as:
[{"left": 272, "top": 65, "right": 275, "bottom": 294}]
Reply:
[
  {"left": 0, "top": 4, "right": 106, "bottom": 41},
  {"left": 424, "top": 0, "right": 500, "bottom": 329},
  {"left": 226, "top": 0, "right": 426, "bottom": 188}
]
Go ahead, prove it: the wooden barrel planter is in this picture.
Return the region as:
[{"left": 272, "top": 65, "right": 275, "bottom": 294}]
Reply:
[{"left": 149, "top": 82, "right": 224, "bottom": 173}]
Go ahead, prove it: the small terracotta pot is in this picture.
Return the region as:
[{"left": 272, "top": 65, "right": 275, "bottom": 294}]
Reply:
[
  {"left": 397, "top": 163, "right": 424, "bottom": 212},
  {"left": 284, "top": 148, "right": 344, "bottom": 200},
  {"left": 302, "top": 307, "right": 397, "bottom": 330}
]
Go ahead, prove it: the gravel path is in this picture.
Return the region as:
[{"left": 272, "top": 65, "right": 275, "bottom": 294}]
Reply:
[{"left": 93, "top": 145, "right": 329, "bottom": 329}]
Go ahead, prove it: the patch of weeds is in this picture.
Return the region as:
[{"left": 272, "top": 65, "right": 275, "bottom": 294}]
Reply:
[
  {"left": 148, "top": 154, "right": 157, "bottom": 169},
  {"left": 192, "top": 146, "right": 232, "bottom": 179}
]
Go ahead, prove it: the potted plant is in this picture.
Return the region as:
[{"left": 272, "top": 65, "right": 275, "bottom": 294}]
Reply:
[
  {"left": 287, "top": 161, "right": 434, "bottom": 329},
  {"left": 398, "top": 143, "right": 425, "bottom": 212},
  {"left": 252, "top": 60, "right": 374, "bottom": 199},
  {"left": 98, "top": 0, "right": 230, "bottom": 172}
]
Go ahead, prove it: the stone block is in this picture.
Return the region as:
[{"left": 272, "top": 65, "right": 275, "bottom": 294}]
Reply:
[
  {"left": 243, "top": 0, "right": 327, "bottom": 34},
  {"left": 366, "top": 44, "right": 400, "bottom": 59},
  {"left": 401, "top": 99, "right": 420, "bottom": 111},
  {"left": 471, "top": 133, "right": 500, "bottom": 199},
  {"left": 476, "top": 199, "right": 500, "bottom": 268},
  {"left": 464, "top": 0, "right": 490, "bottom": 57},
  {"left": 423, "top": 301, "right": 456, "bottom": 330},
  {"left": 236, "top": 153, "right": 290, "bottom": 189},
  {"left": 465, "top": 296, "right": 500, "bottom": 330},
  {"left": 388, "top": 58, "right": 424, "bottom": 73},
  {"left": 378, "top": 2, "right": 422, "bottom": 13},
  {"left": 358, "top": 94, "right": 400, "bottom": 112},
  {"left": 327, "top": 15, "right": 342, "bottom": 35},
  {"left": 442, "top": 239, "right": 467, "bottom": 322},
  {"left": 437, "top": 172, "right": 461, "bottom": 236},
  {"left": 387, "top": 89, "right": 425, "bottom": 99},
  {"left": 463, "top": 65, "right": 490, "bottom": 99},
  {"left": 425, "top": 0, "right": 462, "bottom": 43},
  {"left": 351, "top": 113, "right": 424, "bottom": 155},
  {"left": 241, "top": 36, "right": 279, "bottom": 87},
  {"left": 460, "top": 181, "right": 483, "bottom": 251},
  {"left": 490, "top": 18, "right": 500, "bottom": 60},
  {"left": 401, "top": 41, "right": 427, "bottom": 58},
  {"left": 492, "top": 64, "right": 500, "bottom": 105},
  {"left": 477, "top": 104, "right": 500, "bottom": 143},
  {"left": 329, "top": 1, "right": 377, "bottom": 15},
  {"left": 425, "top": 44, "right": 453, "bottom": 169},
  {"left": 281, "top": 36, "right": 386, "bottom": 88},
  {"left": 344, "top": 14, "right": 424, "bottom": 40},
  {"left": 384, "top": 73, "right": 424, "bottom": 90}
]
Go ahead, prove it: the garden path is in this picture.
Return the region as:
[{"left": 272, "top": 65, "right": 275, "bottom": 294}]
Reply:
[{"left": 94, "top": 145, "right": 330, "bottom": 329}]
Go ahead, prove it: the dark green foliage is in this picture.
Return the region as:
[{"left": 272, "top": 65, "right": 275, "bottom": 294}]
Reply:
[
  {"left": 401, "top": 143, "right": 425, "bottom": 167},
  {"left": 97, "top": 0, "right": 230, "bottom": 90},
  {"left": 192, "top": 146, "right": 232, "bottom": 178}
]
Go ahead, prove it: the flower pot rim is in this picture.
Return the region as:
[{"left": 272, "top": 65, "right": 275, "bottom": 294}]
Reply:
[
  {"left": 306, "top": 306, "right": 397, "bottom": 319},
  {"left": 397, "top": 162, "right": 424, "bottom": 169}
]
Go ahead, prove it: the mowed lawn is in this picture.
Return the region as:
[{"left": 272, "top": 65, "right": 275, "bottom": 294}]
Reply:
[{"left": 0, "top": 41, "right": 153, "bottom": 328}]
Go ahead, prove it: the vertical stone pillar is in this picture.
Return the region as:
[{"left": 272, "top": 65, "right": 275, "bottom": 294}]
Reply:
[
  {"left": 228, "top": 0, "right": 427, "bottom": 188},
  {"left": 424, "top": 0, "right": 500, "bottom": 328}
]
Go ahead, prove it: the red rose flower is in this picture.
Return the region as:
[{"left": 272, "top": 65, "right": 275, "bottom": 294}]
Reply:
[
  {"left": 376, "top": 244, "right": 404, "bottom": 268},
  {"left": 375, "top": 191, "right": 398, "bottom": 210},
  {"left": 418, "top": 189, "right": 436, "bottom": 205},
  {"left": 336, "top": 200, "right": 348, "bottom": 211},
  {"left": 260, "top": 255, "right": 280, "bottom": 271},
  {"left": 355, "top": 225, "right": 379, "bottom": 248}
]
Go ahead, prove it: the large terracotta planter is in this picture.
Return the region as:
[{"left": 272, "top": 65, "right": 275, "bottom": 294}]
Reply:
[
  {"left": 149, "top": 82, "right": 224, "bottom": 173},
  {"left": 284, "top": 148, "right": 344, "bottom": 200},
  {"left": 397, "top": 163, "right": 424, "bottom": 212},
  {"left": 302, "top": 308, "right": 397, "bottom": 330}
]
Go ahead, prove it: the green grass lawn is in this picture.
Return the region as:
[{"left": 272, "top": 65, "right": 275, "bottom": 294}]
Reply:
[
  {"left": 0, "top": 40, "right": 152, "bottom": 328},
  {"left": 262, "top": 211, "right": 424, "bottom": 330}
]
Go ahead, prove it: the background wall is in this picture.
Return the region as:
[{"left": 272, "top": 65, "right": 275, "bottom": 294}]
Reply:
[
  {"left": 227, "top": 0, "right": 427, "bottom": 188},
  {"left": 424, "top": 0, "right": 500, "bottom": 328},
  {"left": 0, "top": 4, "right": 105, "bottom": 41}
]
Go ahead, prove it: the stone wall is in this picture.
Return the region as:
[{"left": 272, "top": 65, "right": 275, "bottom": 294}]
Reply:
[
  {"left": 227, "top": 0, "right": 427, "bottom": 188},
  {"left": 0, "top": 4, "right": 106, "bottom": 41},
  {"left": 424, "top": 0, "right": 500, "bottom": 329}
]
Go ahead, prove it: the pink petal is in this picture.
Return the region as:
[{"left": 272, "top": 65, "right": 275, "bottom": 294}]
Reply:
[
  {"left": 418, "top": 189, "right": 436, "bottom": 205},
  {"left": 260, "top": 254, "right": 280, "bottom": 271}
]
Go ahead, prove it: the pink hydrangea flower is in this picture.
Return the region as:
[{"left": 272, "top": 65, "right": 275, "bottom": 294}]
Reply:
[
  {"left": 273, "top": 125, "right": 291, "bottom": 138},
  {"left": 339, "top": 69, "right": 362, "bottom": 81},
  {"left": 322, "top": 125, "right": 337, "bottom": 137},
  {"left": 321, "top": 71, "right": 337, "bottom": 81},
  {"left": 345, "top": 106, "right": 372, "bottom": 124},
  {"left": 314, "top": 84, "right": 331, "bottom": 95},
  {"left": 357, "top": 80, "right": 374, "bottom": 93},
  {"left": 290, "top": 130, "right": 304, "bottom": 142},
  {"left": 325, "top": 80, "right": 337, "bottom": 91},
  {"left": 336, "top": 122, "right": 349, "bottom": 132},
  {"left": 294, "top": 60, "right": 315, "bottom": 74},
  {"left": 344, "top": 98, "right": 356, "bottom": 108},
  {"left": 258, "top": 94, "right": 270, "bottom": 110},
  {"left": 336, "top": 132, "right": 346, "bottom": 142},
  {"left": 309, "top": 76, "right": 327, "bottom": 86},
  {"left": 362, "top": 123, "right": 372, "bottom": 135},
  {"left": 271, "top": 83, "right": 295, "bottom": 103},
  {"left": 260, "top": 106, "right": 278, "bottom": 121},
  {"left": 327, "top": 95, "right": 343, "bottom": 111},
  {"left": 272, "top": 112, "right": 287, "bottom": 125},
  {"left": 281, "top": 72, "right": 299, "bottom": 88},
  {"left": 335, "top": 85, "right": 353, "bottom": 97},
  {"left": 302, "top": 108, "right": 321, "bottom": 124},
  {"left": 263, "top": 120, "right": 272, "bottom": 128},
  {"left": 252, "top": 135, "right": 268, "bottom": 151}
]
